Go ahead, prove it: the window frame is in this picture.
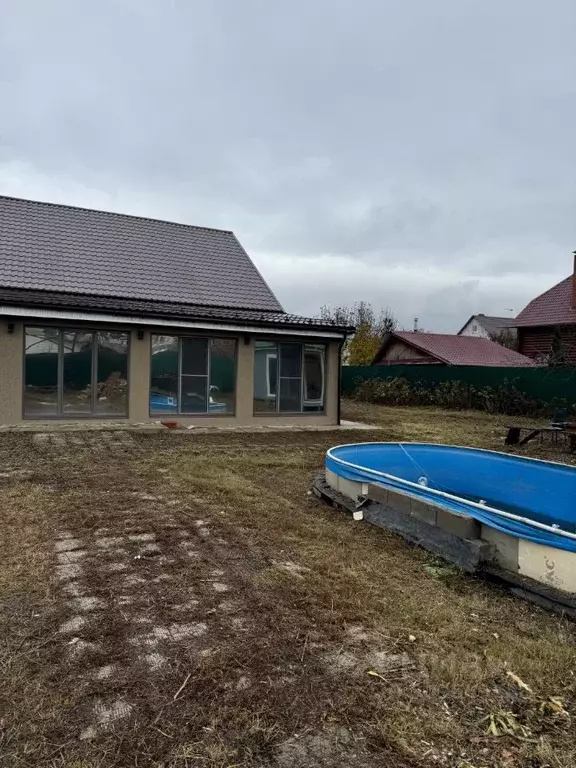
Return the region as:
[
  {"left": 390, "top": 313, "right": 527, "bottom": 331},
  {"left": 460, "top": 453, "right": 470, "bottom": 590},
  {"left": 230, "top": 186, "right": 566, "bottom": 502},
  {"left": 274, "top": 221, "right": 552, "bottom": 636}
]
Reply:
[
  {"left": 253, "top": 340, "right": 327, "bottom": 415},
  {"left": 149, "top": 333, "right": 237, "bottom": 417},
  {"left": 303, "top": 346, "right": 325, "bottom": 408},
  {"left": 265, "top": 352, "right": 278, "bottom": 398},
  {"left": 23, "top": 325, "right": 130, "bottom": 420}
]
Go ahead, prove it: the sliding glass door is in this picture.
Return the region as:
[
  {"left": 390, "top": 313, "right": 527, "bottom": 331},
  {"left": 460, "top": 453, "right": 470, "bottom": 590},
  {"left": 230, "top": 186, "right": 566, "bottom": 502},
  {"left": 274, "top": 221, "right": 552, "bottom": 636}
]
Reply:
[
  {"left": 253, "top": 341, "right": 326, "bottom": 414},
  {"left": 150, "top": 335, "right": 237, "bottom": 416},
  {"left": 24, "top": 327, "right": 129, "bottom": 418}
]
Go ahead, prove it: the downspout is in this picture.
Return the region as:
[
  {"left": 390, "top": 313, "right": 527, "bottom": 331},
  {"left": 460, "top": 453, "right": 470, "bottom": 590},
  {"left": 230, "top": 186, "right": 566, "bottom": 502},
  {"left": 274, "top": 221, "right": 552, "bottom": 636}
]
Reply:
[{"left": 337, "top": 336, "right": 345, "bottom": 425}]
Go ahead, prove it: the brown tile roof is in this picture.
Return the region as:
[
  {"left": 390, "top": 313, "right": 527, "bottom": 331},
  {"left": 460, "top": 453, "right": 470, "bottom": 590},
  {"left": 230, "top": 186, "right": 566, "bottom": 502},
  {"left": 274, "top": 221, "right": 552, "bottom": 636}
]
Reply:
[
  {"left": 0, "top": 195, "right": 283, "bottom": 312},
  {"left": 0, "top": 287, "right": 353, "bottom": 334},
  {"left": 513, "top": 275, "right": 576, "bottom": 328},
  {"left": 376, "top": 331, "right": 537, "bottom": 366}
]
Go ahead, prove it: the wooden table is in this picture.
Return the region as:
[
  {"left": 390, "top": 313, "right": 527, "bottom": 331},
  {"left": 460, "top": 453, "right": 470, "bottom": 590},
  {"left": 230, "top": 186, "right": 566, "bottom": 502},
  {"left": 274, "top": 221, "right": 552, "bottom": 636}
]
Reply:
[{"left": 505, "top": 425, "right": 576, "bottom": 451}]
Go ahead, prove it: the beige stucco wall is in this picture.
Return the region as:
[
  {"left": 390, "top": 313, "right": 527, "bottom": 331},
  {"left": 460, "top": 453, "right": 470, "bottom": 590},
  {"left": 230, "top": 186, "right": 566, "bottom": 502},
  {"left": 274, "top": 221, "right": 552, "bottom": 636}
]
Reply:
[
  {"left": 0, "top": 320, "right": 23, "bottom": 423},
  {"left": 0, "top": 319, "right": 341, "bottom": 427}
]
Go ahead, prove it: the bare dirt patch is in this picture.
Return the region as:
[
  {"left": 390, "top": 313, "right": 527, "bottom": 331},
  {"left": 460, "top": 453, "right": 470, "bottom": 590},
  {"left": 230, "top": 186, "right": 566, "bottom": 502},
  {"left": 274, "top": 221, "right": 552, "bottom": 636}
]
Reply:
[{"left": 0, "top": 423, "right": 575, "bottom": 767}]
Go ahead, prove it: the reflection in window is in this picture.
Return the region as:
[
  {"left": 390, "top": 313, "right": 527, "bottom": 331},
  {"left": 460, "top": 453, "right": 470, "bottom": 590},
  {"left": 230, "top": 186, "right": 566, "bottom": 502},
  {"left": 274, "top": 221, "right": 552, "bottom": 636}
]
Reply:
[
  {"left": 253, "top": 341, "right": 277, "bottom": 413},
  {"left": 279, "top": 343, "right": 302, "bottom": 412},
  {"left": 209, "top": 338, "right": 236, "bottom": 415},
  {"left": 303, "top": 345, "right": 325, "bottom": 412},
  {"left": 24, "top": 327, "right": 129, "bottom": 417},
  {"left": 24, "top": 327, "right": 59, "bottom": 417},
  {"left": 253, "top": 342, "right": 326, "bottom": 414},
  {"left": 150, "top": 335, "right": 236, "bottom": 415},
  {"left": 181, "top": 337, "right": 208, "bottom": 413},
  {"left": 267, "top": 354, "right": 278, "bottom": 397},
  {"left": 63, "top": 332, "right": 93, "bottom": 414},
  {"left": 150, "top": 336, "right": 178, "bottom": 414},
  {"left": 96, "top": 332, "right": 129, "bottom": 415}
]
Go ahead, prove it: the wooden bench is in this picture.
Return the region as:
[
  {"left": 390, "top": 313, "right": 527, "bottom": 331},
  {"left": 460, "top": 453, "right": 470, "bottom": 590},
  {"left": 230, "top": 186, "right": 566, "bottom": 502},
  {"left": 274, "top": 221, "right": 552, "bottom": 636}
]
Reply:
[{"left": 505, "top": 425, "right": 576, "bottom": 452}]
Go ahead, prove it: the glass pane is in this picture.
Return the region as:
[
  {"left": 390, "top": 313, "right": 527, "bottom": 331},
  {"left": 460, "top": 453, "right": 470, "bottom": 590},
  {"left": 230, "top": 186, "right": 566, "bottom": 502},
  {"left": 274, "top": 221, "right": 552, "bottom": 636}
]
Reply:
[
  {"left": 24, "top": 327, "right": 59, "bottom": 417},
  {"left": 279, "top": 377, "right": 302, "bottom": 412},
  {"left": 150, "top": 335, "right": 179, "bottom": 413},
  {"left": 253, "top": 341, "right": 277, "bottom": 413},
  {"left": 96, "top": 332, "right": 129, "bottom": 415},
  {"left": 62, "top": 331, "right": 93, "bottom": 414},
  {"left": 279, "top": 343, "right": 302, "bottom": 378},
  {"left": 181, "top": 376, "right": 207, "bottom": 413},
  {"left": 209, "top": 339, "right": 236, "bottom": 415},
  {"left": 268, "top": 355, "right": 278, "bottom": 396},
  {"left": 303, "top": 345, "right": 325, "bottom": 412},
  {"left": 181, "top": 337, "right": 208, "bottom": 376}
]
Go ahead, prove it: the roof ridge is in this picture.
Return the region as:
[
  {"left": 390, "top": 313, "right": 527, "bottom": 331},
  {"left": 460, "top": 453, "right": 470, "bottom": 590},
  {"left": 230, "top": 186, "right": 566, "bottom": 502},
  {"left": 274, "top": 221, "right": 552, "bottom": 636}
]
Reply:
[
  {"left": 399, "top": 330, "right": 514, "bottom": 344},
  {"left": 398, "top": 330, "right": 474, "bottom": 337},
  {"left": 0, "top": 193, "right": 234, "bottom": 236}
]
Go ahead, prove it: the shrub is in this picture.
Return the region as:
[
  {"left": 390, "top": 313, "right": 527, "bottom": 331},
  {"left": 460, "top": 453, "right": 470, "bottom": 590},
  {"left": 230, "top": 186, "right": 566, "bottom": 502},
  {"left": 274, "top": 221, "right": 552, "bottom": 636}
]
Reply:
[
  {"left": 353, "top": 377, "right": 419, "bottom": 407},
  {"left": 353, "top": 376, "right": 544, "bottom": 417},
  {"left": 431, "top": 381, "right": 476, "bottom": 410},
  {"left": 475, "top": 380, "right": 540, "bottom": 416}
]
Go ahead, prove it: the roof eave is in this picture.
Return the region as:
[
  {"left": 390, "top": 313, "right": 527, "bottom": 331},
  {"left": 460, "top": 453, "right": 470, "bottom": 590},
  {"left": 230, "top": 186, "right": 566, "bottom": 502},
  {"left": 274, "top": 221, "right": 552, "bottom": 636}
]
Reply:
[
  {"left": 455, "top": 315, "right": 476, "bottom": 335},
  {"left": 394, "top": 333, "right": 451, "bottom": 364},
  {"left": 371, "top": 331, "right": 451, "bottom": 365},
  {"left": 0, "top": 303, "right": 352, "bottom": 339}
]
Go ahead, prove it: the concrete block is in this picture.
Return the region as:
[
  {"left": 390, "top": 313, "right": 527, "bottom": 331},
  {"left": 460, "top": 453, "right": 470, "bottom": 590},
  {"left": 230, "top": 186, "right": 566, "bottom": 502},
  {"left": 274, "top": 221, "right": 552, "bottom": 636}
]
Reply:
[
  {"left": 325, "top": 468, "right": 339, "bottom": 492},
  {"left": 481, "top": 525, "right": 519, "bottom": 572},
  {"left": 337, "top": 477, "right": 363, "bottom": 501},
  {"left": 518, "top": 540, "right": 576, "bottom": 593},
  {"left": 386, "top": 488, "right": 412, "bottom": 515},
  {"left": 367, "top": 483, "right": 388, "bottom": 506},
  {"left": 436, "top": 507, "right": 480, "bottom": 540},
  {"left": 363, "top": 503, "right": 489, "bottom": 572},
  {"left": 410, "top": 499, "right": 437, "bottom": 526}
]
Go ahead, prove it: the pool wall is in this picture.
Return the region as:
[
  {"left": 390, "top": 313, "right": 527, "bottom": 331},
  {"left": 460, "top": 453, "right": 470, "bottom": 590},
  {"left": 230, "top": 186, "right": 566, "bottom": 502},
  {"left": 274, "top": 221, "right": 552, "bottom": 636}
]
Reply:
[{"left": 322, "top": 443, "right": 576, "bottom": 596}]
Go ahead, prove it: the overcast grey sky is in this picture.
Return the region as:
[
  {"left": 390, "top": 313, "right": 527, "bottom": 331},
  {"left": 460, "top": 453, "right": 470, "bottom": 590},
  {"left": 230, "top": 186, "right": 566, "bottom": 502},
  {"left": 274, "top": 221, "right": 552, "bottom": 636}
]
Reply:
[{"left": 1, "top": 1, "right": 575, "bottom": 330}]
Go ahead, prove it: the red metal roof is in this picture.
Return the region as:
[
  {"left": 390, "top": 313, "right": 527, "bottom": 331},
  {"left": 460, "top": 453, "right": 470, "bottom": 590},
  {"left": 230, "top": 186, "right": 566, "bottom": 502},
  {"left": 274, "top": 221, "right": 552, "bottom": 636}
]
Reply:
[
  {"left": 513, "top": 275, "right": 576, "bottom": 328},
  {"left": 378, "top": 331, "right": 538, "bottom": 367}
]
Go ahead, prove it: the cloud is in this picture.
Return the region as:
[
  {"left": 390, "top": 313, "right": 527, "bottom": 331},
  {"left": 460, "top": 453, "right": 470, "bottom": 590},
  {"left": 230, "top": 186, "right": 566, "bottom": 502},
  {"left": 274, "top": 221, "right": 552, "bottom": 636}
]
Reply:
[{"left": 1, "top": 0, "right": 576, "bottom": 330}]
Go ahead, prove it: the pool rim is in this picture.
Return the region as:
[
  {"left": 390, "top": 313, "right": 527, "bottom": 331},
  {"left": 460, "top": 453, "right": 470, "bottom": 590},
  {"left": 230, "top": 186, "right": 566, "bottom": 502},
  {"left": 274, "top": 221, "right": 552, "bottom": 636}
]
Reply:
[{"left": 326, "top": 441, "right": 576, "bottom": 542}]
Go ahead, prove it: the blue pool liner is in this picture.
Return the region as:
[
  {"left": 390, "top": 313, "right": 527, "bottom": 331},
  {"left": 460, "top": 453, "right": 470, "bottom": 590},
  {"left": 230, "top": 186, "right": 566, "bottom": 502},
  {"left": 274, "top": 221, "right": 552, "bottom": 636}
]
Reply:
[{"left": 326, "top": 442, "right": 576, "bottom": 553}]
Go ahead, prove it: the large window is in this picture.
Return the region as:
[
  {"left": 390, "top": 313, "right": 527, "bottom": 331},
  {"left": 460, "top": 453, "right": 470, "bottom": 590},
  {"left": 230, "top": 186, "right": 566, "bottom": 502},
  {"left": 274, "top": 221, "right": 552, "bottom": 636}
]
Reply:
[
  {"left": 150, "top": 335, "right": 236, "bottom": 415},
  {"left": 253, "top": 341, "right": 326, "bottom": 414},
  {"left": 24, "top": 328, "right": 129, "bottom": 418}
]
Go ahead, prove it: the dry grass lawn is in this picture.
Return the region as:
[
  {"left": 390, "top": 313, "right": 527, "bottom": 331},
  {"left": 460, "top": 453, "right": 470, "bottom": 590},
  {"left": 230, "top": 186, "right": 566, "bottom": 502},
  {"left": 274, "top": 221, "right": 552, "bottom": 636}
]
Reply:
[{"left": 0, "top": 403, "right": 575, "bottom": 768}]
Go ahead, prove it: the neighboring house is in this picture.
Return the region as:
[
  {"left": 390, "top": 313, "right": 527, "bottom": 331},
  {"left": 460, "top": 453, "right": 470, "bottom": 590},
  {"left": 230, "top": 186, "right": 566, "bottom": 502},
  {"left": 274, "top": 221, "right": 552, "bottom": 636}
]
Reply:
[
  {"left": 513, "top": 257, "right": 576, "bottom": 364},
  {"left": 457, "top": 313, "right": 516, "bottom": 341},
  {"left": 372, "top": 331, "right": 537, "bottom": 367},
  {"left": 0, "top": 195, "right": 353, "bottom": 425}
]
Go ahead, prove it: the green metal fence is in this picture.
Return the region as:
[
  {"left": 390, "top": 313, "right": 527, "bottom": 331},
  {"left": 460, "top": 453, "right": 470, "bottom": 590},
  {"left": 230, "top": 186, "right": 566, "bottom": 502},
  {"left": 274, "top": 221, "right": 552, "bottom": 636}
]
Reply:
[{"left": 341, "top": 365, "right": 576, "bottom": 406}]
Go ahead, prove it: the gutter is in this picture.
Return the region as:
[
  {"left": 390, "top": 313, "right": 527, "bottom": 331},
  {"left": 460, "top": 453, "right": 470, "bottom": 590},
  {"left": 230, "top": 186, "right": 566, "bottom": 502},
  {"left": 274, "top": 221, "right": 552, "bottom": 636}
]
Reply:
[
  {"left": 0, "top": 305, "right": 348, "bottom": 340},
  {"left": 337, "top": 336, "right": 347, "bottom": 425}
]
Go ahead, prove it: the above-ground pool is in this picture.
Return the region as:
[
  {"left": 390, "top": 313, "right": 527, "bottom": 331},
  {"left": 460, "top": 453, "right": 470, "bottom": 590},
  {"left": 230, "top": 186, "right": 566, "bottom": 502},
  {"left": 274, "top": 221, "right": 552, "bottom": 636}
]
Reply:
[{"left": 322, "top": 442, "right": 576, "bottom": 597}]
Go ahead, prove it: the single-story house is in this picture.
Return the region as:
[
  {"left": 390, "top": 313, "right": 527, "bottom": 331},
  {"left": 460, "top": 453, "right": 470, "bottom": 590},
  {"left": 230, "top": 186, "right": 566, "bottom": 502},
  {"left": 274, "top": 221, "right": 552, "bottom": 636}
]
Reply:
[
  {"left": 371, "top": 331, "right": 537, "bottom": 367},
  {"left": 457, "top": 313, "right": 516, "bottom": 341},
  {"left": 0, "top": 195, "right": 353, "bottom": 426},
  {"left": 513, "top": 255, "right": 576, "bottom": 364}
]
